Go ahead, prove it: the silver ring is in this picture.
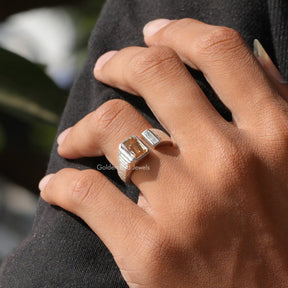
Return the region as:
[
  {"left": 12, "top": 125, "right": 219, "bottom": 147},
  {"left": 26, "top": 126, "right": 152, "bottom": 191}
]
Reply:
[{"left": 117, "top": 129, "right": 173, "bottom": 183}]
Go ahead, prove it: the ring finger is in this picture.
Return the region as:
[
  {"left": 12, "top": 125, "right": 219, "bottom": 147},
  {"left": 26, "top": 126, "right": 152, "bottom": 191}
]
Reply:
[{"left": 57, "top": 99, "right": 180, "bottom": 205}]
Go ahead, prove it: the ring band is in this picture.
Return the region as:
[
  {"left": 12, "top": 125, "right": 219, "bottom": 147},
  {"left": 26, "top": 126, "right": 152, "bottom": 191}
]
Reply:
[{"left": 117, "top": 128, "right": 173, "bottom": 183}]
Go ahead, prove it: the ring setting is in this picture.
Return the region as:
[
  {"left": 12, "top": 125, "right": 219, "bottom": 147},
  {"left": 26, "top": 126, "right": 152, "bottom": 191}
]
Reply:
[
  {"left": 142, "top": 128, "right": 172, "bottom": 148},
  {"left": 117, "top": 128, "right": 173, "bottom": 183},
  {"left": 118, "top": 135, "right": 149, "bottom": 183}
]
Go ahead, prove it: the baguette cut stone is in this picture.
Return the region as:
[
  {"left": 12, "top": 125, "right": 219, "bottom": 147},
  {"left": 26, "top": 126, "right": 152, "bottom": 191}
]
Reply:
[
  {"left": 121, "top": 136, "right": 148, "bottom": 160},
  {"left": 142, "top": 129, "right": 160, "bottom": 147}
]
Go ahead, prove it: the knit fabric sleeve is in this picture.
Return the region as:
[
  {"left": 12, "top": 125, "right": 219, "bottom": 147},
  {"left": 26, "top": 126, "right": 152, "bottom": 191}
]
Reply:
[{"left": 0, "top": 0, "right": 287, "bottom": 287}]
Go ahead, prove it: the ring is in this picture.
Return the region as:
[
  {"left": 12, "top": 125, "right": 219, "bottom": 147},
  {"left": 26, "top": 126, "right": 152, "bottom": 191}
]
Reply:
[{"left": 117, "top": 128, "right": 173, "bottom": 183}]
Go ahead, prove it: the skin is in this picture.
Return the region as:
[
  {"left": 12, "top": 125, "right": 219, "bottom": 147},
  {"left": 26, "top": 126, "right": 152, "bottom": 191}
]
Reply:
[{"left": 39, "top": 19, "right": 288, "bottom": 287}]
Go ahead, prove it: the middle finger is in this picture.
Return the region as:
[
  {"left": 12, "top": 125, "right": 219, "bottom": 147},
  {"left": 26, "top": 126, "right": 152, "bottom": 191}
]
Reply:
[{"left": 94, "top": 45, "right": 226, "bottom": 147}]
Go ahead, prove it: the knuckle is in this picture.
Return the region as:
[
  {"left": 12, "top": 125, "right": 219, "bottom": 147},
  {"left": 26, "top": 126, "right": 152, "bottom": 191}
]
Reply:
[
  {"left": 126, "top": 46, "right": 179, "bottom": 84},
  {"left": 70, "top": 170, "right": 98, "bottom": 207},
  {"left": 93, "top": 99, "right": 131, "bottom": 136},
  {"left": 195, "top": 26, "right": 244, "bottom": 57}
]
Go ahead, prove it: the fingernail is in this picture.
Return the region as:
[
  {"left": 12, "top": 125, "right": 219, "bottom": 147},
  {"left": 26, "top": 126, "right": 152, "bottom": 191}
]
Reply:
[
  {"left": 39, "top": 174, "right": 54, "bottom": 191},
  {"left": 253, "top": 39, "right": 286, "bottom": 83},
  {"left": 94, "top": 50, "right": 118, "bottom": 71},
  {"left": 57, "top": 127, "right": 72, "bottom": 146},
  {"left": 143, "top": 19, "right": 171, "bottom": 37}
]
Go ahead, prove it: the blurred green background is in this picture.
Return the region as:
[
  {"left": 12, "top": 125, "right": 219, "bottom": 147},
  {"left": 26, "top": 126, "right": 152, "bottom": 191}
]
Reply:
[
  {"left": 0, "top": 0, "right": 105, "bottom": 262},
  {"left": 0, "top": 0, "right": 105, "bottom": 193}
]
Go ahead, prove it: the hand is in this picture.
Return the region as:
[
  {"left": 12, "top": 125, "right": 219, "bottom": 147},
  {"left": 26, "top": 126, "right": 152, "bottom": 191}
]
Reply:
[{"left": 40, "top": 19, "right": 288, "bottom": 287}]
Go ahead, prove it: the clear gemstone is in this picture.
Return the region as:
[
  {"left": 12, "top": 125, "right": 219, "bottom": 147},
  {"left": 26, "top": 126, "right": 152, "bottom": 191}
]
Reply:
[{"left": 142, "top": 129, "right": 160, "bottom": 147}]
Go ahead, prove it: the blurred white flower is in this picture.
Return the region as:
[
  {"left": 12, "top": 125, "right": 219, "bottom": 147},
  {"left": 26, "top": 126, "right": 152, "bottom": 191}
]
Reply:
[{"left": 0, "top": 8, "right": 77, "bottom": 88}]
